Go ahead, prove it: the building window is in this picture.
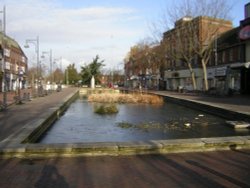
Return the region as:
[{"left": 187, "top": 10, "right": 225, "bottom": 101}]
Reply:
[
  {"left": 237, "top": 47, "right": 241, "bottom": 61},
  {"left": 217, "top": 52, "right": 222, "bottom": 64},
  {"left": 22, "top": 56, "right": 26, "bottom": 63},
  {"left": 229, "top": 48, "right": 233, "bottom": 62},
  {"left": 222, "top": 51, "right": 226, "bottom": 63}
]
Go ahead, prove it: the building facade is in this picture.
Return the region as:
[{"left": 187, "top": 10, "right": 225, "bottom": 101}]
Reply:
[
  {"left": 162, "top": 16, "right": 233, "bottom": 91},
  {"left": 237, "top": 2, "right": 250, "bottom": 94},
  {"left": 206, "top": 3, "right": 250, "bottom": 95},
  {"left": 124, "top": 4, "right": 250, "bottom": 94},
  {"left": 0, "top": 32, "right": 27, "bottom": 93},
  {"left": 124, "top": 44, "right": 164, "bottom": 89}
]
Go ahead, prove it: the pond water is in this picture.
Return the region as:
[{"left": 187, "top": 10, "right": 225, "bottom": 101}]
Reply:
[{"left": 39, "top": 97, "right": 250, "bottom": 143}]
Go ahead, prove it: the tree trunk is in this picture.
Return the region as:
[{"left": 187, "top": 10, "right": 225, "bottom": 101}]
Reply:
[
  {"left": 187, "top": 63, "right": 197, "bottom": 90},
  {"left": 201, "top": 59, "right": 209, "bottom": 91}
]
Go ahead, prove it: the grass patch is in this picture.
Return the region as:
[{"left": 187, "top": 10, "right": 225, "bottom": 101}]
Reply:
[{"left": 88, "top": 93, "right": 164, "bottom": 105}]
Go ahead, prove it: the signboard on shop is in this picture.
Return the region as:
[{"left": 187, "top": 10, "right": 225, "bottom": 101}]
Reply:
[
  {"left": 215, "top": 67, "right": 227, "bottom": 77},
  {"left": 239, "top": 25, "right": 250, "bottom": 40}
]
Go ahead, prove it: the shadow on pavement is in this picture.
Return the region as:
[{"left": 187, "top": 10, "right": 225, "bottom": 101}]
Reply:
[{"left": 35, "top": 165, "right": 69, "bottom": 188}]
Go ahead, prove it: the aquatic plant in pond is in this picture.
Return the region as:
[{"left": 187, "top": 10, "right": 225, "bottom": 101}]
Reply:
[
  {"left": 88, "top": 93, "right": 164, "bottom": 104},
  {"left": 116, "top": 120, "right": 192, "bottom": 132},
  {"left": 116, "top": 114, "right": 217, "bottom": 132},
  {"left": 94, "top": 103, "right": 118, "bottom": 114}
]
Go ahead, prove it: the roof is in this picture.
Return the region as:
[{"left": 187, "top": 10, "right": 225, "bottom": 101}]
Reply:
[
  {"left": 217, "top": 27, "right": 241, "bottom": 48},
  {"left": 0, "top": 32, "right": 27, "bottom": 59},
  {"left": 0, "top": 32, "right": 20, "bottom": 48}
]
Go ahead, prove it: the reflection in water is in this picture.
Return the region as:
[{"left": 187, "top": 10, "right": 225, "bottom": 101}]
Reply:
[{"left": 39, "top": 98, "right": 250, "bottom": 143}]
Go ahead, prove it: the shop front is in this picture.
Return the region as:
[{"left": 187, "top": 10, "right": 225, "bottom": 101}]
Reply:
[
  {"left": 231, "top": 62, "right": 250, "bottom": 94},
  {"left": 239, "top": 11, "right": 250, "bottom": 94},
  {"left": 164, "top": 68, "right": 203, "bottom": 91}
]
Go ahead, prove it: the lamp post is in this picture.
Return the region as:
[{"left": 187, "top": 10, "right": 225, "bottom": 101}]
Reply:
[
  {"left": 41, "top": 49, "right": 53, "bottom": 93},
  {"left": 0, "top": 5, "right": 7, "bottom": 109},
  {"left": 24, "top": 36, "right": 40, "bottom": 77},
  {"left": 41, "top": 49, "right": 52, "bottom": 83},
  {"left": 24, "top": 36, "right": 39, "bottom": 96}
]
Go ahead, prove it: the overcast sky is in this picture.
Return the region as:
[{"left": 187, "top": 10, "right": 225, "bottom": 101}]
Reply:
[{"left": 1, "top": 0, "right": 248, "bottom": 71}]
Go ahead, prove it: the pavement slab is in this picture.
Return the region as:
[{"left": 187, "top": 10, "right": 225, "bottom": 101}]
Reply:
[{"left": 0, "top": 149, "right": 249, "bottom": 188}]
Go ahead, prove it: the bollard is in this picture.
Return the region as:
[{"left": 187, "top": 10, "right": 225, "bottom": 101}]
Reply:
[{"left": 27, "top": 92, "right": 31, "bottom": 101}]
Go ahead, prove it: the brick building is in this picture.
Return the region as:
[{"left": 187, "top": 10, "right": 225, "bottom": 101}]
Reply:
[
  {"left": 205, "top": 3, "right": 250, "bottom": 95},
  {"left": 124, "top": 44, "right": 164, "bottom": 89},
  {"left": 162, "top": 16, "right": 233, "bottom": 91},
  {"left": 0, "top": 32, "right": 28, "bottom": 93},
  {"left": 124, "top": 4, "right": 250, "bottom": 94}
]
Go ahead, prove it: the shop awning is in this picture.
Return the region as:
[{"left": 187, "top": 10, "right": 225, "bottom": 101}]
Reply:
[
  {"left": 130, "top": 75, "right": 139, "bottom": 80},
  {"left": 230, "top": 62, "right": 250, "bottom": 69}
]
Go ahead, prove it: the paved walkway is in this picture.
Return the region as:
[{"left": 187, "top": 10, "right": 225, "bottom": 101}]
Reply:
[
  {"left": 0, "top": 87, "right": 78, "bottom": 142},
  {"left": 0, "top": 149, "right": 249, "bottom": 188},
  {"left": 153, "top": 91, "right": 250, "bottom": 116},
  {"left": 0, "top": 88, "right": 249, "bottom": 187}
]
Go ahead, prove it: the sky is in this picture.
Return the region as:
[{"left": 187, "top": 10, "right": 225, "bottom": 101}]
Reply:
[{"left": 0, "top": 0, "right": 249, "bottom": 72}]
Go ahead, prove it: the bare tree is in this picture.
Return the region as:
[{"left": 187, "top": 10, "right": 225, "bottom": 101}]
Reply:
[
  {"left": 127, "top": 41, "right": 150, "bottom": 76},
  {"left": 162, "top": 19, "right": 198, "bottom": 90},
  {"left": 154, "top": 0, "right": 233, "bottom": 91},
  {"left": 27, "top": 66, "right": 37, "bottom": 87}
]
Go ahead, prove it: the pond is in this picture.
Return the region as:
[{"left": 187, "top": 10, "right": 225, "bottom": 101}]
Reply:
[{"left": 39, "top": 97, "right": 250, "bottom": 143}]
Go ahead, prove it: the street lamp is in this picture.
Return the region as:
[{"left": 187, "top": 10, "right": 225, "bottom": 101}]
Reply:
[
  {"left": 24, "top": 36, "right": 39, "bottom": 77},
  {"left": 24, "top": 36, "right": 40, "bottom": 96},
  {"left": 41, "top": 49, "right": 52, "bottom": 83},
  {"left": 0, "top": 5, "right": 7, "bottom": 109}
]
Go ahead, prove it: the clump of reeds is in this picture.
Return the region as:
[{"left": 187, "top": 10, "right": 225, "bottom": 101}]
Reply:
[
  {"left": 94, "top": 103, "right": 118, "bottom": 114},
  {"left": 88, "top": 93, "right": 164, "bottom": 104}
]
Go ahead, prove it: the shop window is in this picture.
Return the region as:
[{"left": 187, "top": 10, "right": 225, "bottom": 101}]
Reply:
[
  {"left": 237, "top": 47, "right": 242, "bottom": 61},
  {"left": 217, "top": 52, "right": 222, "bottom": 64}
]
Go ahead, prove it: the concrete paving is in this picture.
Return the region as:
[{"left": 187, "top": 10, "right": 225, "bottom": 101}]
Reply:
[
  {"left": 0, "top": 88, "right": 250, "bottom": 187},
  {"left": 0, "top": 149, "right": 249, "bottom": 188},
  {"left": 0, "top": 87, "right": 79, "bottom": 142},
  {"left": 153, "top": 91, "right": 250, "bottom": 117}
]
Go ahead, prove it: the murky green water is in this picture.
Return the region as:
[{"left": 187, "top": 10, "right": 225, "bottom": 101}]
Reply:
[{"left": 39, "top": 97, "right": 250, "bottom": 143}]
